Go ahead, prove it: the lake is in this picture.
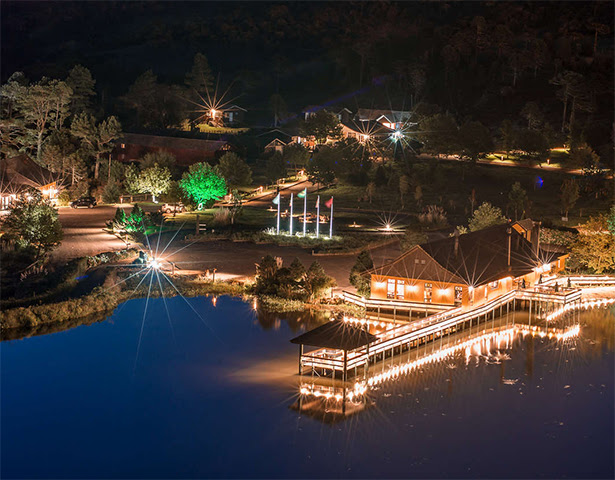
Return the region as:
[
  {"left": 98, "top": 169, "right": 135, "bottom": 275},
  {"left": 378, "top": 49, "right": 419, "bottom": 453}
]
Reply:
[{"left": 2, "top": 295, "right": 613, "bottom": 478}]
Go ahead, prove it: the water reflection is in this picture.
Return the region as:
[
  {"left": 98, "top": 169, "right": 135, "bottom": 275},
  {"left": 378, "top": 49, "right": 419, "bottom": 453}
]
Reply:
[{"left": 291, "top": 308, "right": 604, "bottom": 424}]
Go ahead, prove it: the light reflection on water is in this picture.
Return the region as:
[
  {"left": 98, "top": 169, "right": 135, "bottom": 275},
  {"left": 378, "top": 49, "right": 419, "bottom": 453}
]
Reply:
[{"left": 1, "top": 297, "right": 613, "bottom": 479}]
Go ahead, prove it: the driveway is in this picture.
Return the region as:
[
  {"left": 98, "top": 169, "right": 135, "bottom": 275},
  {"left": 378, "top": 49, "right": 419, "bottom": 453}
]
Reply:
[{"left": 52, "top": 206, "right": 129, "bottom": 263}]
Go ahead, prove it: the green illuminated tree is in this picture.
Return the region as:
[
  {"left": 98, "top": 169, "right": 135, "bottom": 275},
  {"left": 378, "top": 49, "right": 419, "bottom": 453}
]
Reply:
[
  {"left": 179, "top": 162, "right": 227, "bottom": 208},
  {"left": 468, "top": 202, "right": 507, "bottom": 232}
]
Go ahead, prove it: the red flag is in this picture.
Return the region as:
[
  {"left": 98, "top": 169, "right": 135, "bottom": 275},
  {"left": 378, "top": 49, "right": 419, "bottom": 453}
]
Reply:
[{"left": 325, "top": 197, "right": 333, "bottom": 209}]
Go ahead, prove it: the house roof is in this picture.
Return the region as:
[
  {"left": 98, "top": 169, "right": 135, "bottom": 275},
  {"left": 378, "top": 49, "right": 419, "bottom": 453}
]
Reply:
[
  {"left": 356, "top": 108, "right": 412, "bottom": 123},
  {"left": 341, "top": 119, "right": 392, "bottom": 136},
  {"left": 223, "top": 104, "right": 247, "bottom": 112},
  {"left": 372, "top": 223, "right": 564, "bottom": 287},
  {"left": 513, "top": 218, "right": 534, "bottom": 232},
  {"left": 121, "top": 133, "right": 228, "bottom": 152},
  {"left": 0, "top": 154, "right": 57, "bottom": 191},
  {"left": 290, "top": 321, "right": 378, "bottom": 350}
]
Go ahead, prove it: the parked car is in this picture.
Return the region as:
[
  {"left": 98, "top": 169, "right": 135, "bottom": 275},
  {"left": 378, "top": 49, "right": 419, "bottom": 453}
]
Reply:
[
  {"left": 69, "top": 197, "right": 97, "bottom": 209},
  {"left": 161, "top": 203, "right": 186, "bottom": 214}
]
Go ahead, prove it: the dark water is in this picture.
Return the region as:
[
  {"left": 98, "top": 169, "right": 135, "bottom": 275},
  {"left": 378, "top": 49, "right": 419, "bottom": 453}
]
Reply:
[{"left": 2, "top": 296, "right": 613, "bottom": 479}]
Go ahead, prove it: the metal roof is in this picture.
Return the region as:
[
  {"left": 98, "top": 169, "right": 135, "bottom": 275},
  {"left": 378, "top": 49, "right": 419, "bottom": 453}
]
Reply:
[{"left": 290, "top": 320, "right": 378, "bottom": 350}]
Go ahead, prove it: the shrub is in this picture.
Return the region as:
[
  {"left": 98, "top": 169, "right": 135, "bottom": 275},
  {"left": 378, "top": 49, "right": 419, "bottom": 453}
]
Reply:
[
  {"left": 102, "top": 181, "right": 121, "bottom": 204},
  {"left": 418, "top": 205, "right": 448, "bottom": 228},
  {"left": 57, "top": 190, "right": 71, "bottom": 206}
]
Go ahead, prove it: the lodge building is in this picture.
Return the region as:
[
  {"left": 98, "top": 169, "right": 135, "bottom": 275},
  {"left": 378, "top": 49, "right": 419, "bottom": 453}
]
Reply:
[{"left": 360, "top": 221, "right": 567, "bottom": 316}]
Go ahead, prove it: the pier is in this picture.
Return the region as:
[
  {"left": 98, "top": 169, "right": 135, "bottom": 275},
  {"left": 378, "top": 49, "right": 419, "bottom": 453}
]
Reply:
[{"left": 293, "top": 286, "right": 583, "bottom": 380}]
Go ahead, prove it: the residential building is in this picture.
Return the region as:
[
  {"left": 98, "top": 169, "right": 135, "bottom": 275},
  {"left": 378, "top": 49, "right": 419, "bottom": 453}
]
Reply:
[{"left": 0, "top": 155, "right": 59, "bottom": 209}]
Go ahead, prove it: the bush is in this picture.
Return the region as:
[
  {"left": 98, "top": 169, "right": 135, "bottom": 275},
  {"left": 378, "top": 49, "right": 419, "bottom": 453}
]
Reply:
[
  {"left": 212, "top": 207, "right": 232, "bottom": 226},
  {"left": 102, "top": 181, "right": 121, "bottom": 204},
  {"left": 57, "top": 190, "right": 71, "bottom": 206},
  {"left": 418, "top": 205, "right": 448, "bottom": 228}
]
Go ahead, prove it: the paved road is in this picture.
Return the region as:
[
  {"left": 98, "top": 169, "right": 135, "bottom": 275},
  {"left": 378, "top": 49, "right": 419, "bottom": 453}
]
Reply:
[{"left": 52, "top": 206, "right": 129, "bottom": 263}]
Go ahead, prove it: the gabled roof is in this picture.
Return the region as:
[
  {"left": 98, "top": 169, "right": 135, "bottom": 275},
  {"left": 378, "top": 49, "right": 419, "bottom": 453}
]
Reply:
[
  {"left": 290, "top": 321, "right": 378, "bottom": 350},
  {"left": 513, "top": 218, "right": 534, "bottom": 232},
  {"left": 356, "top": 108, "right": 412, "bottom": 123},
  {"left": 341, "top": 119, "right": 392, "bottom": 136},
  {"left": 0, "top": 155, "right": 57, "bottom": 190},
  {"left": 223, "top": 105, "right": 247, "bottom": 112},
  {"left": 264, "top": 138, "right": 287, "bottom": 149},
  {"left": 372, "top": 223, "right": 565, "bottom": 287}
]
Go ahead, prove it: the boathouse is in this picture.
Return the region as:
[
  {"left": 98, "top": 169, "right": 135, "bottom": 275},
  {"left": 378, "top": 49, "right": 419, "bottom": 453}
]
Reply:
[{"left": 345, "top": 222, "right": 568, "bottom": 317}]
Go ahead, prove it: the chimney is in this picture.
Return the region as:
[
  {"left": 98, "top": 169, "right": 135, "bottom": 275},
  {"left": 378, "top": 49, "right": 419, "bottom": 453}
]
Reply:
[
  {"left": 454, "top": 229, "right": 460, "bottom": 257},
  {"left": 531, "top": 221, "right": 541, "bottom": 257}
]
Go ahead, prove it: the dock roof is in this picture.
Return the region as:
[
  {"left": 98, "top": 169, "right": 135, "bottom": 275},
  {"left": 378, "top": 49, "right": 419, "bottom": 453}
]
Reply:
[{"left": 290, "top": 321, "right": 378, "bottom": 350}]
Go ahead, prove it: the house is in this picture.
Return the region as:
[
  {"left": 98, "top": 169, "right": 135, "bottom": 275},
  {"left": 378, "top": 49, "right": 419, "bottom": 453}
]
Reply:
[
  {"left": 115, "top": 133, "right": 232, "bottom": 167},
  {"left": 367, "top": 222, "right": 567, "bottom": 310},
  {"left": 340, "top": 119, "right": 393, "bottom": 143},
  {"left": 221, "top": 105, "right": 247, "bottom": 125},
  {"left": 355, "top": 108, "right": 414, "bottom": 130},
  {"left": 0, "top": 155, "right": 59, "bottom": 209},
  {"left": 257, "top": 129, "right": 293, "bottom": 154},
  {"left": 302, "top": 106, "right": 353, "bottom": 124}
]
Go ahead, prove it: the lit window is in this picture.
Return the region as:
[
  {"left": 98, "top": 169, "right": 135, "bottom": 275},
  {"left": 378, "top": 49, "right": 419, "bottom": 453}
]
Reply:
[
  {"left": 121, "top": 143, "right": 125, "bottom": 149},
  {"left": 454, "top": 286, "right": 463, "bottom": 306},
  {"left": 396, "top": 280, "right": 404, "bottom": 299},
  {"left": 387, "top": 279, "right": 395, "bottom": 299},
  {"left": 489, "top": 281, "right": 499, "bottom": 289},
  {"left": 421, "top": 259, "right": 426, "bottom": 265},
  {"left": 424, "top": 283, "right": 432, "bottom": 303},
  {"left": 415, "top": 259, "right": 419, "bottom": 264}
]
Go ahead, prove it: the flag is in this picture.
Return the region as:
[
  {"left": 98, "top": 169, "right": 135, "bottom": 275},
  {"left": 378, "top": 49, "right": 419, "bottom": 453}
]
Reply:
[
  {"left": 297, "top": 188, "right": 307, "bottom": 199},
  {"left": 315, "top": 197, "right": 319, "bottom": 208},
  {"left": 272, "top": 194, "right": 280, "bottom": 205},
  {"left": 325, "top": 197, "right": 333, "bottom": 209}
]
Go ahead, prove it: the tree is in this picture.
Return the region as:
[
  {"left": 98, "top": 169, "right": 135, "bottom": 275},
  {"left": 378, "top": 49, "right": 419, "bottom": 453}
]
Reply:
[
  {"left": 399, "top": 175, "right": 411, "bottom": 209},
  {"left": 306, "top": 147, "right": 337, "bottom": 186},
  {"left": 416, "top": 114, "right": 459, "bottom": 155},
  {"left": 507, "top": 182, "right": 528, "bottom": 220},
  {"left": 349, "top": 250, "right": 373, "bottom": 297},
  {"left": 269, "top": 93, "right": 287, "bottom": 127},
  {"left": 124, "top": 163, "right": 142, "bottom": 195},
  {"left": 468, "top": 202, "right": 507, "bottom": 232},
  {"left": 179, "top": 162, "right": 227, "bottom": 208},
  {"left": 560, "top": 179, "right": 579, "bottom": 219},
  {"left": 185, "top": 53, "right": 214, "bottom": 98},
  {"left": 302, "top": 261, "right": 335, "bottom": 301},
  {"left": 514, "top": 128, "right": 549, "bottom": 161},
  {"left": 458, "top": 120, "right": 493, "bottom": 161},
  {"left": 11, "top": 78, "right": 73, "bottom": 162},
  {"left": 265, "top": 152, "right": 287, "bottom": 184},
  {"left": 607, "top": 205, "right": 615, "bottom": 237},
  {"left": 140, "top": 151, "right": 176, "bottom": 170},
  {"left": 3, "top": 190, "right": 63, "bottom": 258},
  {"left": 301, "top": 110, "right": 342, "bottom": 144},
  {"left": 138, "top": 164, "right": 172, "bottom": 202},
  {"left": 66, "top": 65, "right": 96, "bottom": 114},
  {"left": 520, "top": 102, "right": 544, "bottom": 130},
  {"left": 254, "top": 255, "right": 280, "bottom": 295},
  {"left": 282, "top": 143, "right": 310, "bottom": 171},
  {"left": 499, "top": 120, "right": 515, "bottom": 156},
  {"left": 122, "top": 70, "right": 158, "bottom": 126},
  {"left": 365, "top": 181, "right": 376, "bottom": 203},
  {"left": 570, "top": 215, "right": 615, "bottom": 273},
  {"left": 217, "top": 152, "right": 252, "bottom": 187},
  {"left": 71, "top": 113, "right": 122, "bottom": 179}
]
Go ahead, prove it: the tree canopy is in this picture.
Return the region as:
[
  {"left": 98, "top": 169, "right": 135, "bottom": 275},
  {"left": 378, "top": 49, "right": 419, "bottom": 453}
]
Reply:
[{"left": 179, "top": 162, "right": 227, "bottom": 207}]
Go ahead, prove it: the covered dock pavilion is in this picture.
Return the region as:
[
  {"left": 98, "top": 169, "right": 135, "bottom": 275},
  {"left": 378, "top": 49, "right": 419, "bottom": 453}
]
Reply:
[{"left": 290, "top": 320, "right": 379, "bottom": 381}]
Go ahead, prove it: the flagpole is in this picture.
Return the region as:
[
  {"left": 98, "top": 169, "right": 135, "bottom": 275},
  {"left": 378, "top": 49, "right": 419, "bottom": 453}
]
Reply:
[
  {"left": 329, "top": 197, "right": 333, "bottom": 239},
  {"left": 316, "top": 195, "right": 320, "bottom": 238},
  {"left": 289, "top": 193, "right": 293, "bottom": 235},
  {"left": 276, "top": 195, "right": 280, "bottom": 235},
  {"left": 303, "top": 192, "right": 307, "bottom": 236}
]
